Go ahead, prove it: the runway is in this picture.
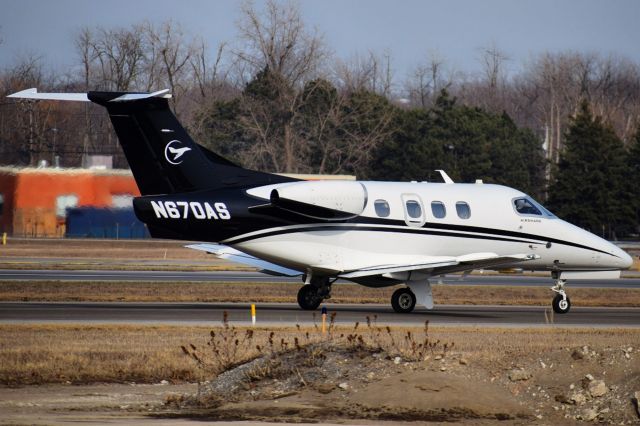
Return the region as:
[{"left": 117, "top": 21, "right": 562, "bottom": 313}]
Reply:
[
  {"left": 1, "top": 302, "right": 638, "bottom": 327},
  {"left": 1, "top": 269, "right": 639, "bottom": 288}
]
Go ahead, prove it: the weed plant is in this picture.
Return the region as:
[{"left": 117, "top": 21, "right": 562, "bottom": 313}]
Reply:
[{"left": 181, "top": 311, "right": 455, "bottom": 386}]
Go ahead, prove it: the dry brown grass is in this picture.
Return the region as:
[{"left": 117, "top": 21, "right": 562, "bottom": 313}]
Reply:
[
  {"left": 0, "top": 323, "right": 637, "bottom": 386},
  {"left": 1, "top": 280, "right": 639, "bottom": 307},
  {"left": 0, "top": 239, "right": 207, "bottom": 260},
  {"left": 0, "top": 238, "right": 247, "bottom": 271},
  {"left": 0, "top": 324, "right": 206, "bottom": 385}
]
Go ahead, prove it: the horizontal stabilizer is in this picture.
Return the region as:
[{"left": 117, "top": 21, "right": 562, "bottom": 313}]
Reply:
[
  {"left": 7, "top": 88, "right": 171, "bottom": 102},
  {"left": 186, "top": 243, "right": 303, "bottom": 277},
  {"left": 8, "top": 88, "right": 89, "bottom": 102}
]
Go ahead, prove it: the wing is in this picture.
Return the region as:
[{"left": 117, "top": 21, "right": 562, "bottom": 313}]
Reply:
[
  {"left": 339, "top": 256, "right": 458, "bottom": 279},
  {"left": 186, "top": 243, "right": 303, "bottom": 277},
  {"left": 339, "top": 253, "right": 539, "bottom": 279}
]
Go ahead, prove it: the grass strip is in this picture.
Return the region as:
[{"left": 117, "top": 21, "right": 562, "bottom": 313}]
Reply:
[{"left": 0, "top": 280, "right": 639, "bottom": 306}]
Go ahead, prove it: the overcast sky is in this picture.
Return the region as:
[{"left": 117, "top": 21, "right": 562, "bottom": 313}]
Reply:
[{"left": 1, "top": 0, "right": 639, "bottom": 82}]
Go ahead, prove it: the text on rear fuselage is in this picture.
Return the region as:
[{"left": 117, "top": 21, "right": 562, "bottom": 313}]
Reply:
[{"left": 151, "top": 201, "right": 231, "bottom": 220}]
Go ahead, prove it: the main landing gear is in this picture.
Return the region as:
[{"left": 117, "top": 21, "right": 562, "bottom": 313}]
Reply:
[
  {"left": 391, "top": 287, "right": 417, "bottom": 313},
  {"left": 297, "top": 276, "right": 333, "bottom": 310},
  {"left": 296, "top": 276, "right": 428, "bottom": 314},
  {"left": 550, "top": 274, "right": 571, "bottom": 314}
]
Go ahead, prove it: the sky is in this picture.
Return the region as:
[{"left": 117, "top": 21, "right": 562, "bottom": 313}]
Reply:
[{"left": 1, "top": 0, "right": 639, "bottom": 82}]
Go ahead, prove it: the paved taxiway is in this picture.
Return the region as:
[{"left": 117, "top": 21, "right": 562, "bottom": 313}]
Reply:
[
  {"left": 1, "top": 302, "right": 638, "bottom": 327},
  {"left": 1, "top": 269, "right": 639, "bottom": 288}
]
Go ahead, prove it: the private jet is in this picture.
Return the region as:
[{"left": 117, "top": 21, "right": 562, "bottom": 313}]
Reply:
[{"left": 8, "top": 88, "right": 634, "bottom": 314}]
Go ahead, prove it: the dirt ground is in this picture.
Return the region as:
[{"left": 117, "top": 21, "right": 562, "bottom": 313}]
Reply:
[
  {"left": 0, "top": 325, "right": 639, "bottom": 425},
  {"left": 0, "top": 344, "right": 638, "bottom": 425},
  {"left": 159, "top": 335, "right": 640, "bottom": 425}
]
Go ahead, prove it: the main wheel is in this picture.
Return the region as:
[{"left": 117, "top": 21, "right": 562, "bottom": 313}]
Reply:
[
  {"left": 391, "top": 287, "right": 417, "bottom": 313},
  {"left": 297, "top": 284, "right": 322, "bottom": 310},
  {"left": 552, "top": 293, "right": 571, "bottom": 314}
]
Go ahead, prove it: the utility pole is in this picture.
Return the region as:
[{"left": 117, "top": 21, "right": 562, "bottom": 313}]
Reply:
[
  {"left": 28, "top": 102, "right": 34, "bottom": 166},
  {"left": 51, "top": 127, "right": 58, "bottom": 165}
]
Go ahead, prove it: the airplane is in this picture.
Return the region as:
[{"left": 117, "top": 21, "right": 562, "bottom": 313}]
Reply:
[{"left": 8, "top": 88, "right": 634, "bottom": 314}]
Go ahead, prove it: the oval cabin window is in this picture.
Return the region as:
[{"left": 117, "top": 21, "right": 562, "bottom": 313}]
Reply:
[
  {"left": 374, "top": 199, "right": 390, "bottom": 217},
  {"left": 431, "top": 201, "right": 446, "bottom": 218},
  {"left": 455, "top": 201, "right": 471, "bottom": 219},
  {"left": 406, "top": 200, "right": 422, "bottom": 219}
]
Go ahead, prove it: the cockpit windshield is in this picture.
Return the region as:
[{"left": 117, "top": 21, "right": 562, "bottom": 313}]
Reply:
[{"left": 513, "top": 196, "right": 555, "bottom": 218}]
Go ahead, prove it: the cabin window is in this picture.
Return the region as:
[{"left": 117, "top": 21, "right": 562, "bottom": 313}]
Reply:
[
  {"left": 455, "top": 201, "right": 471, "bottom": 219},
  {"left": 514, "top": 198, "right": 542, "bottom": 216},
  {"left": 431, "top": 201, "right": 446, "bottom": 218},
  {"left": 406, "top": 200, "right": 422, "bottom": 219},
  {"left": 374, "top": 199, "right": 390, "bottom": 218}
]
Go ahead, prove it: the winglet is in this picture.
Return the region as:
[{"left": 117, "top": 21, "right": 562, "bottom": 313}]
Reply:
[{"left": 436, "top": 170, "right": 454, "bottom": 184}]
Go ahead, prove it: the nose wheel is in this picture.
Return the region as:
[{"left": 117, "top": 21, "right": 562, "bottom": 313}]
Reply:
[
  {"left": 550, "top": 278, "right": 571, "bottom": 314},
  {"left": 297, "top": 276, "right": 333, "bottom": 310},
  {"left": 297, "top": 284, "right": 323, "bottom": 310}
]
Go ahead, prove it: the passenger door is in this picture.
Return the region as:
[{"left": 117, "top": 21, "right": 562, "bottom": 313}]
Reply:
[{"left": 401, "top": 194, "right": 425, "bottom": 227}]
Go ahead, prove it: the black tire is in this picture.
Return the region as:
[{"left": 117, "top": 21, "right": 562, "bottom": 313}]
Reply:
[
  {"left": 391, "top": 287, "right": 417, "bottom": 313},
  {"left": 552, "top": 294, "right": 571, "bottom": 314},
  {"left": 297, "top": 285, "right": 322, "bottom": 310}
]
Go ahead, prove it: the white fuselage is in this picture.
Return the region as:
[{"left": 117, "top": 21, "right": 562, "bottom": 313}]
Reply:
[{"left": 229, "top": 181, "right": 632, "bottom": 279}]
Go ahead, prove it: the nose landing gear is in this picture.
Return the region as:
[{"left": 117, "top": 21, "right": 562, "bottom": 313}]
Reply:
[
  {"left": 550, "top": 277, "right": 571, "bottom": 314},
  {"left": 297, "top": 275, "right": 332, "bottom": 310}
]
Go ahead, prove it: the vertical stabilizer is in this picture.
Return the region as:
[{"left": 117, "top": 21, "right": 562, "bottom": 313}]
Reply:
[{"left": 88, "top": 91, "right": 295, "bottom": 195}]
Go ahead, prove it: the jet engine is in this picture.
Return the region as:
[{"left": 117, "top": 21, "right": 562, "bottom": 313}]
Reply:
[{"left": 268, "top": 181, "right": 367, "bottom": 220}]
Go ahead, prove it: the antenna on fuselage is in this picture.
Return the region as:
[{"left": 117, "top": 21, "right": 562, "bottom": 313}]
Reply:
[{"left": 436, "top": 170, "right": 454, "bottom": 184}]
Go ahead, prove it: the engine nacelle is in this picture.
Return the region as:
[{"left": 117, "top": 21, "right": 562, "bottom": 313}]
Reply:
[{"left": 270, "top": 181, "right": 367, "bottom": 220}]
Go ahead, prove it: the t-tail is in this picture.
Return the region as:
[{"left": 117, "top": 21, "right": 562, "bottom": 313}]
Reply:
[{"left": 7, "top": 88, "right": 295, "bottom": 195}]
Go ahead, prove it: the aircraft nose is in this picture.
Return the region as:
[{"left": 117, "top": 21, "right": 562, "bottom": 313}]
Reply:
[
  {"left": 620, "top": 249, "right": 634, "bottom": 270},
  {"left": 610, "top": 244, "right": 634, "bottom": 270}
]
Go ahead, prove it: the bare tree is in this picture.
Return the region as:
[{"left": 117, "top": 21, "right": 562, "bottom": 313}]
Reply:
[
  {"left": 143, "top": 21, "right": 194, "bottom": 113},
  {"left": 85, "top": 25, "right": 146, "bottom": 91},
  {"left": 333, "top": 50, "right": 394, "bottom": 96},
  {"left": 506, "top": 52, "right": 640, "bottom": 163},
  {"left": 459, "top": 43, "right": 511, "bottom": 113},
  {"left": 1, "top": 54, "right": 57, "bottom": 166},
  {"left": 481, "top": 43, "right": 509, "bottom": 89},
  {"left": 228, "top": 0, "right": 328, "bottom": 172},
  {"left": 233, "top": 0, "right": 327, "bottom": 87},
  {"left": 405, "top": 51, "right": 452, "bottom": 108},
  {"left": 190, "top": 39, "right": 228, "bottom": 99}
]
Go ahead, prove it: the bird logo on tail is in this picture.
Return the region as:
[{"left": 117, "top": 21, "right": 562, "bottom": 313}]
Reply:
[{"left": 164, "top": 140, "right": 192, "bottom": 165}]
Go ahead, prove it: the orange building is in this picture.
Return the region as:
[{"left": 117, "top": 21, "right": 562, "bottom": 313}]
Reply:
[{"left": 0, "top": 167, "right": 140, "bottom": 237}]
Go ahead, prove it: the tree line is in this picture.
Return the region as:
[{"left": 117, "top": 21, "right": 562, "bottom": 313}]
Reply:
[{"left": 0, "top": 1, "right": 639, "bottom": 237}]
